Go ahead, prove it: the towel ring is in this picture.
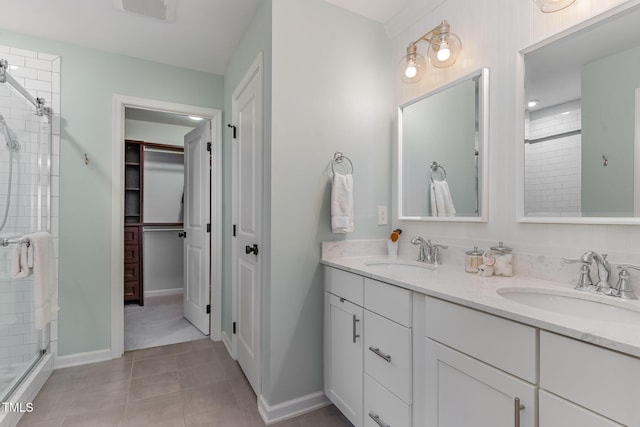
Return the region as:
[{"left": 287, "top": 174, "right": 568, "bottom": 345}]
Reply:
[
  {"left": 429, "top": 161, "right": 447, "bottom": 183},
  {"left": 332, "top": 152, "right": 354, "bottom": 175}
]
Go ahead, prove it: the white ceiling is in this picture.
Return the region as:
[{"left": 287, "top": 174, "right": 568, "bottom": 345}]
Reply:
[
  {"left": 323, "top": 0, "right": 412, "bottom": 24},
  {"left": 0, "top": 1, "right": 440, "bottom": 76},
  {"left": 0, "top": 0, "right": 261, "bottom": 75}
]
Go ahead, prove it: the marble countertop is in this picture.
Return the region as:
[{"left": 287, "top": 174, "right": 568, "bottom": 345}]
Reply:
[{"left": 321, "top": 255, "right": 640, "bottom": 358}]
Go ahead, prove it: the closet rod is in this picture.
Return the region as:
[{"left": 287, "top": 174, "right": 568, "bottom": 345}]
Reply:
[{"left": 142, "top": 227, "right": 184, "bottom": 232}]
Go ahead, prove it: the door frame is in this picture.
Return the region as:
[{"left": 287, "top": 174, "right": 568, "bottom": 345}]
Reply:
[{"left": 111, "top": 95, "right": 222, "bottom": 358}]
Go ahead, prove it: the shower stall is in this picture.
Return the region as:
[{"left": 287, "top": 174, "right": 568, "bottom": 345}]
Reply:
[{"left": 0, "top": 48, "right": 59, "bottom": 426}]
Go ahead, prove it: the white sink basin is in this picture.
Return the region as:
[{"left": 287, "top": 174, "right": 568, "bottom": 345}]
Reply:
[
  {"left": 364, "top": 260, "right": 435, "bottom": 273},
  {"left": 497, "top": 287, "right": 640, "bottom": 324}
]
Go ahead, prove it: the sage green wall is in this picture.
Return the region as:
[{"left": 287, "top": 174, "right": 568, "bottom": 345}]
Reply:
[
  {"left": 581, "top": 46, "right": 640, "bottom": 216},
  {"left": 268, "top": 0, "right": 392, "bottom": 405},
  {"left": 0, "top": 30, "right": 224, "bottom": 356}
]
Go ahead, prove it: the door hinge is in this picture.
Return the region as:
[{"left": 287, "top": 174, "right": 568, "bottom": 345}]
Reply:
[
  {"left": 206, "top": 304, "right": 211, "bottom": 314},
  {"left": 232, "top": 224, "right": 236, "bottom": 237},
  {"left": 206, "top": 223, "right": 211, "bottom": 233},
  {"left": 206, "top": 142, "right": 212, "bottom": 152},
  {"left": 233, "top": 321, "right": 237, "bottom": 334},
  {"left": 227, "top": 123, "right": 237, "bottom": 139}
]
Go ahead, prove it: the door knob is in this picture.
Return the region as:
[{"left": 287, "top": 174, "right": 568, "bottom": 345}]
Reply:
[
  {"left": 245, "top": 244, "right": 259, "bottom": 255},
  {"left": 178, "top": 232, "right": 186, "bottom": 238}
]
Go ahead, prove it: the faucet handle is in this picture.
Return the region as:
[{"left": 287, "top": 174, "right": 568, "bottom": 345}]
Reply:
[
  {"left": 562, "top": 257, "right": 585, "bottom": 264},
  {"left": 563, "top": 257, "right": 595, "bottom": 291},
  {"left": 614, "top": 265, "right": 640, "bottom": 299}
]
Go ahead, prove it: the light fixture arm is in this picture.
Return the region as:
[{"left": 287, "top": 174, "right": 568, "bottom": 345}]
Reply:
[{"left": 409, "top": 20, "right": 452, "bottom": 49}]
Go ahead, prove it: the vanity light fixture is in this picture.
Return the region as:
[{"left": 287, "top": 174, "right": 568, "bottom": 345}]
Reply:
[
  {"left": 534, "top": 0, "right": 576, "bottom": 13},
  {"left": 400, "top": 20, "right": 462, "bottom": 84}
]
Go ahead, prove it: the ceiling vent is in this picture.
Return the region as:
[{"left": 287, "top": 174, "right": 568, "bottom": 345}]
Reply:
[{"left": 114, "top": 0, "right": 177, "bottom": 22}]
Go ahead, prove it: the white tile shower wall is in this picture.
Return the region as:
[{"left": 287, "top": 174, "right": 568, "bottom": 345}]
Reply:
[
  {"left": 524, "top": 107, "right": 581, "bottom": 215},
  {"left": 0, "top": 46, "right": 60, "bottom": 379}
]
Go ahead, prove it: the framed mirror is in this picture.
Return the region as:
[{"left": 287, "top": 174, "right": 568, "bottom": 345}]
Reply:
[
  {"left": 398, "top": 68, "right": 489, "bottom": 222},
  {"left": 520, "top": 4, "right": 640, "bottom": 223}
]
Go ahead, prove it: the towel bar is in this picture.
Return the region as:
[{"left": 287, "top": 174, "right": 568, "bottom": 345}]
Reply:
[{"left": 0, "top": 237, "right": 30, "bottom": 247}]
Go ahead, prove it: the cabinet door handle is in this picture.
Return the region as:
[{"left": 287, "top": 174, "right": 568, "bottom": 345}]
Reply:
[
  {"left": 369, "top": 411, "right": 390, "bottom": 427},
  {"left": 352, "top": 315, "right": 360, "bottom": 344},
  {"left": 514, "top": 397, "right": 525, "bottom": 427},
  {"left": 368, "top": 346, "right": 392, "bottom": 363}
]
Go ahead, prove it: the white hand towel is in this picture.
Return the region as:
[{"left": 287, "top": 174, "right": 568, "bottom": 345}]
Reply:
[
  {"left": 24, "top": 232, "right": 58, "bottom": 330},
  {"left": 431, "top": 179, "right": 456, "bottom": 217},
  {"left": 331, "top": 172, "right": 354, "bottom": 233},
  {"left": 10, "top": 241, "right": 31, "bottom": 278}
]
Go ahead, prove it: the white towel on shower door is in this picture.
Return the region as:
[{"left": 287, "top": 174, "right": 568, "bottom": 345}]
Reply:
[
  {"left": 430, "top": 179, "right": 456, "bottom": 217},
  {"left": 10, "top": 241, "right": 31, "bottom": 278},
  {"left": 331, "top": 172, "right": 354, "bottom": 233},
  {"left": 24, "top": 232, "right": 58, "bottom": 330}
]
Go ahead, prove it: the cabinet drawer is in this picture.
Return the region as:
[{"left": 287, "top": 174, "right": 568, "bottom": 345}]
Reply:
[
  {"left": 364, "top": 310, "right": 412, "bottom": 404},
  {"left": 364, "top": 278, "right": 412, "bottom": 327},
  {"left": 124, "top": 281, "right": 139, "bottom": 300},
  {"left": 540, "top": 331, "right": 640, "bottom": 426},
  {"left": 325, "top": 267, "right": 364, "bottom": 306},
  {"left": 364, "top": 374, "right": 411, "bottom": 427},
  {"left": 425, "top": 296, "right": 536, "bottom": 382},
  {"left": 124, "top": 262, "right": 140, "bottom": 282},
  {"left": 124, "top": 244, "right": 139, "bottom": 263},
  {"left": 124, "top": 226, "right": 139, "bottom": 243},
  {"left": 539, "top": 390, "right": 623, "bottom": 427}
]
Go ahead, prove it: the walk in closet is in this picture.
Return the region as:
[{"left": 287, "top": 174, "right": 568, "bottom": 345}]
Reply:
[{"left": 123, "top": 140, "right": 184, "bottom": 305}]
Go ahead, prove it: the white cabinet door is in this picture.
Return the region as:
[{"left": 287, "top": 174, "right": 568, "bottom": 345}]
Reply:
[
  {"left": 325, "top": 292, "right": 363, "bottom": 427},
  {"left": 425, "top": 338, "right": 536, "bottom": 427}
]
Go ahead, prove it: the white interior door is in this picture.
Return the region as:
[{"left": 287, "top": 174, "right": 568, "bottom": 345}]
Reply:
[
  {"left": 183, "top": 122, "right": 211, "bottom": 335},
  {"left": 232, "top": 54, "right": 263, "bottom": 395}
]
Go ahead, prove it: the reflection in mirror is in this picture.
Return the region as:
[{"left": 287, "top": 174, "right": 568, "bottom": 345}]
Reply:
[
  {"left": 398, "top": 69, "right": 489, "bottom": 221},
  {"left": 523, "top": 5, "right": 640, "bottom": 218}
]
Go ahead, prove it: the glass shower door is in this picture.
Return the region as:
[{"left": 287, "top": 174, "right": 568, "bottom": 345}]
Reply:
[{"left": 0, "top": 75, "right": 51, "bottom": 401}]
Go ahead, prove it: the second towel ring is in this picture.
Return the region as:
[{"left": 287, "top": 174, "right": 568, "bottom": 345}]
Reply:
[
  {"left": 430, "top": 161, "right": 446, "bottom": 182},
  {"left": 332, "top": 152, "right": 354, "bottom": 175}
]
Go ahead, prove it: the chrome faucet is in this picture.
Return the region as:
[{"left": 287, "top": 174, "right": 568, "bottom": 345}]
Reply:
[
  {"left": 411, "top": 236, "right": 447, "bottom": 265},
  {"left": 581, "top": 251, "right": 613, "bottom": 295},
  {"left": 565, "top": 251, "right": 617, "bottom": 296}
]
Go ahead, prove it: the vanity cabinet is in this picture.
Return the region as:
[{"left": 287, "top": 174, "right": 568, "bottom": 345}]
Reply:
[
  {"left": 324, "top": 267, "right": 414, "bottom": 427},
  {"left": 424, "top": 296, "right": 536, "bottom": 427}
]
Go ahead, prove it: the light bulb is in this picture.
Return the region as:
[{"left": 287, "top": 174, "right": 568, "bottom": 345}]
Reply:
[
  {"left": 436, "top": 42, "right": 451, "bottom": 62},
  {"left": 405, "top": 65, "right": 418, "bottom": 79}
]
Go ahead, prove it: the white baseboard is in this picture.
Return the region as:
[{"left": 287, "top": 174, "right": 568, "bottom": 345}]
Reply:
[
  {"left": 221, "top": 330, "right": 234, "bottom": 359},
  {"left": 144, "top": 288, "right": 183, "bottom": 298},
  {"left": 54, "top": 348, "right": 111, "bottom": 369},
  {"left": 258, "top": 391, "right": 330, "bottom": 425}
]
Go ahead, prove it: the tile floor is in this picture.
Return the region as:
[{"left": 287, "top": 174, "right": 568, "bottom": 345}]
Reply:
[{"left": 17, "top": 339, "right": 351, "bottom": 427}]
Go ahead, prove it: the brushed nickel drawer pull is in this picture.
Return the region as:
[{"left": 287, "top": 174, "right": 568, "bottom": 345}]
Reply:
[
  {"left": 368, "top": 346, "right": 392, "bottom": 363},
  {"left": 352, "top": 315, "right": 360, "bottom": 344},
  {"left": 369, "top": 411, "right": 390, "bottom": 427},
  {"left": 514, "top": 397, "right": 525, "bottom": 427}
]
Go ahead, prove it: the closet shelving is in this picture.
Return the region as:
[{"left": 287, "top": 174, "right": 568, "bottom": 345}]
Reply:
[{"left": 124, "top": 140, "right": 184, "bottom": 305}]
